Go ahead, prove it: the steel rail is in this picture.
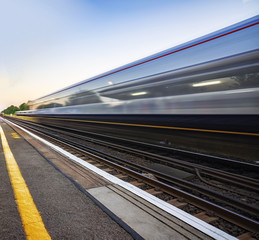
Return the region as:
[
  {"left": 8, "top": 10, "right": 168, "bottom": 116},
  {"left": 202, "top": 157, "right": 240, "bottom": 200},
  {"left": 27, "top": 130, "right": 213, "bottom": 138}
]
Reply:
[
  {"left": 58, "top": 126, "right": 259, "bottom": 192},
  {"left": 13, "top": 117, "right": 259, "bottom": 192},
  {"left": 41, "top": 133, "right": 259, "bottom": 215},
  {"left": 7, "top": 118, "right": 259, "bottom": 233},
  {"left": 6, "top": 117, "right": 259, "bottom": 213}
]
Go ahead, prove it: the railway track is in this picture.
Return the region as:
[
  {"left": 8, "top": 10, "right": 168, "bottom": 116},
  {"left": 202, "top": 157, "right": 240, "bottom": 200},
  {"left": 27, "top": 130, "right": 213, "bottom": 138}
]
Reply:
[
  {"left": 5, "top": 117, "right": 259, "bottom": 239},
  {"left": 54, "top": 126, "right": 259, "bottom": 191}
]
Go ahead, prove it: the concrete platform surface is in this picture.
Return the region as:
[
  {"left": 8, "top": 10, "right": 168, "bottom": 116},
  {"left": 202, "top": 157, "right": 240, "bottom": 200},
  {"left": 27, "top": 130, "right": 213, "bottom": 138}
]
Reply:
[{"left": 0, "top": 118, "right": 134, "bottom": 239}]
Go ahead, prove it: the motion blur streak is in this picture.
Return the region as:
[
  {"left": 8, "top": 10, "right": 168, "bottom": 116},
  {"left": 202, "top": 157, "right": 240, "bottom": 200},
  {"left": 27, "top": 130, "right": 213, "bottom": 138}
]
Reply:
[{"left": 17, "top": 16, "right": 259, "bottom": 133}]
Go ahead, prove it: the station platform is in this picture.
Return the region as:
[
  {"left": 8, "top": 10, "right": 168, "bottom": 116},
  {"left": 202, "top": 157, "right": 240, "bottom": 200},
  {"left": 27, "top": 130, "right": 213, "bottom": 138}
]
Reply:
[{"left": 0, "top": 117, "right": 236, "bottom": 240}]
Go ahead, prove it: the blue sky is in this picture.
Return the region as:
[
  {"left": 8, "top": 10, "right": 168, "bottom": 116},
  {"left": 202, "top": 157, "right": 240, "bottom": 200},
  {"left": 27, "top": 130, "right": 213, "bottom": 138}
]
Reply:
[{"left": 0, "top": 0, "right": 258, "bottom": 111}]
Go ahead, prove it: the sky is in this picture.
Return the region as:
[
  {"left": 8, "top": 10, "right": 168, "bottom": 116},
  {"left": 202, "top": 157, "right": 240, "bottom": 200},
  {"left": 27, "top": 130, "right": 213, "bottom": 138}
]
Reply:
[{"left": 0, "top": 0, "right": 258, "bottom": 111}]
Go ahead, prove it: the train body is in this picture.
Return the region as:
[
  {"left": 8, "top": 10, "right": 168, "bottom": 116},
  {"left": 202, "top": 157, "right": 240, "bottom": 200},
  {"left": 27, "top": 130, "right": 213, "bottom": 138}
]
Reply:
[{"left": 17, "top": 16, "right": 259, "bottom": 133}]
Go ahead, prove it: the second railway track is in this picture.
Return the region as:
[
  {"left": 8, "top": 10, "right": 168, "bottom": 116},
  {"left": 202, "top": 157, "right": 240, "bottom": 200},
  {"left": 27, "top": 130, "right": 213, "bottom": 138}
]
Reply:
[{"left": 5, "top": 116, "right": 259, "bottom": 239}]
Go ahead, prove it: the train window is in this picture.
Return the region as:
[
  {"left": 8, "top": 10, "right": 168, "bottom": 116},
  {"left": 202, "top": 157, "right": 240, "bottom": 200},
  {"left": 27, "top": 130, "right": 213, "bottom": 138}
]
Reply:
[
  {"left": 33, "top": 65, "right": 258, "bottom": 110},
  {"left": 31, "top": 51, "right": 259, "bottom": 109},
  {"left": 99, "top": 65, "right": 259, "bottom": 101}
]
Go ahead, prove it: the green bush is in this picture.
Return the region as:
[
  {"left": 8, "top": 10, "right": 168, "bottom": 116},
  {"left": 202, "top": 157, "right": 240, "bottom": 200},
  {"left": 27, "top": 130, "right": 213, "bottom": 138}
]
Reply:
[{"left": 1, "top": 103, "right": 29, "bottom": 115}]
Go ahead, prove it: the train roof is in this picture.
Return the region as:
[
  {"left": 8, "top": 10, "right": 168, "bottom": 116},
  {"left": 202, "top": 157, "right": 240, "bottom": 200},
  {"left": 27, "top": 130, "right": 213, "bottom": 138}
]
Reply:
[{"left": 35, "top": 15, "right": 259, "bottom": 102}]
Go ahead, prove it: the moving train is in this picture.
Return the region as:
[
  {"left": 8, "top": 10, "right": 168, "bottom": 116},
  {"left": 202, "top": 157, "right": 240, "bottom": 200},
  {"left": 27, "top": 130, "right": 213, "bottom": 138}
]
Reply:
[{"left": 17, "top": 16, "right": 259, "bottom": 133}]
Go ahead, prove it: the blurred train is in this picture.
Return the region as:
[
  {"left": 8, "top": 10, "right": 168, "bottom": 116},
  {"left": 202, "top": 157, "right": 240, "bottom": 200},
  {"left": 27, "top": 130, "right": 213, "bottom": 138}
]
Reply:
[{"left": 17, "top": 16, "right": 259, "bottom": 133}]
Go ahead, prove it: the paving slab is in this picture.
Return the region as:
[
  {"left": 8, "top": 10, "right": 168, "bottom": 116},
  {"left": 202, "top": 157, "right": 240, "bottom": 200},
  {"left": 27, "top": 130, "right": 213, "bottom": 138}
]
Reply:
[{"left": 88, "top": 184, "right": 213, "bottom": 240}]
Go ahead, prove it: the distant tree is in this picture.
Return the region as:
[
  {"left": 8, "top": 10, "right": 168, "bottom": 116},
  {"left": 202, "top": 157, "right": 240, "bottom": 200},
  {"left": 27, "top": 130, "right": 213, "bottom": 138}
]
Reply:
[
  {"left": 1, "top": 102, "right": 31, "bottom": 115},
  {"left": 19, "top": 103, "right": 29, "bottom": 111},
  {"left": 1, "top": 105, "right": 19, "bottom": 115}
]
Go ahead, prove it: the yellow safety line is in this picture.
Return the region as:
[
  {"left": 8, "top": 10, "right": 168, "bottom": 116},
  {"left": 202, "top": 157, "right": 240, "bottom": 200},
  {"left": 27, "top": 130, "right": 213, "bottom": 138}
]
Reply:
[{"left": 0, "top": 126, "right": 51, "bottom": 240}]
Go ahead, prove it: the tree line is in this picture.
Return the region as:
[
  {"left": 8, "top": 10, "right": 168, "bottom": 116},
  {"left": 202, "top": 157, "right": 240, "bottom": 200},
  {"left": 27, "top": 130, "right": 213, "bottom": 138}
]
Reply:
[{"left": 1, "top": 103, "right": 29, "bottom": 115}]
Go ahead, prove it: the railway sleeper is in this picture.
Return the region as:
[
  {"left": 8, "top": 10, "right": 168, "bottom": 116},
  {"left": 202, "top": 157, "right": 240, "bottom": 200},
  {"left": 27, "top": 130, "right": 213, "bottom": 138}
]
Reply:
[
  {"left": 167, "top": 199, "right": 188, "bottom": 209},
  {"left": 102, "top": 167, "right": 113, "bottom": 172},
  {"left": 93, "top": 163, "right": 103, "bottom": 167},
  {"left": 146, "top": 188, "right": 163, "bottom": 196},
  {"left": 129, "top": 180, "right": 146, "bottom": 187},
  {"left": 114, "top": 173, "right": 128, "bottom": 179},
  {"left": 86, "top": 160, "right": 97, "bottom": 164},
  {"left": 237, "top": 232, "right": 256, "bottom": 240},
  {"left": 194, "top": 212, "right": 218, "bottom": 223}
]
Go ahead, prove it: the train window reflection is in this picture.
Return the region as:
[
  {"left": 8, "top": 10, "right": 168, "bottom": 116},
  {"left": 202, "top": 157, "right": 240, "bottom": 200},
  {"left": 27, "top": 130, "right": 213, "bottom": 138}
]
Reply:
[
  {"left": 33, "top": 58, "right": 259, "bottom": 110},
  {"left": 192, "top": 80, "right": 221, "bottom": 87},
  {"left": 100, "top": 69, "right": 259, "bottom": 101},
  {"left": 131, "top": 91, "right": 148, "bottom": 96}
]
